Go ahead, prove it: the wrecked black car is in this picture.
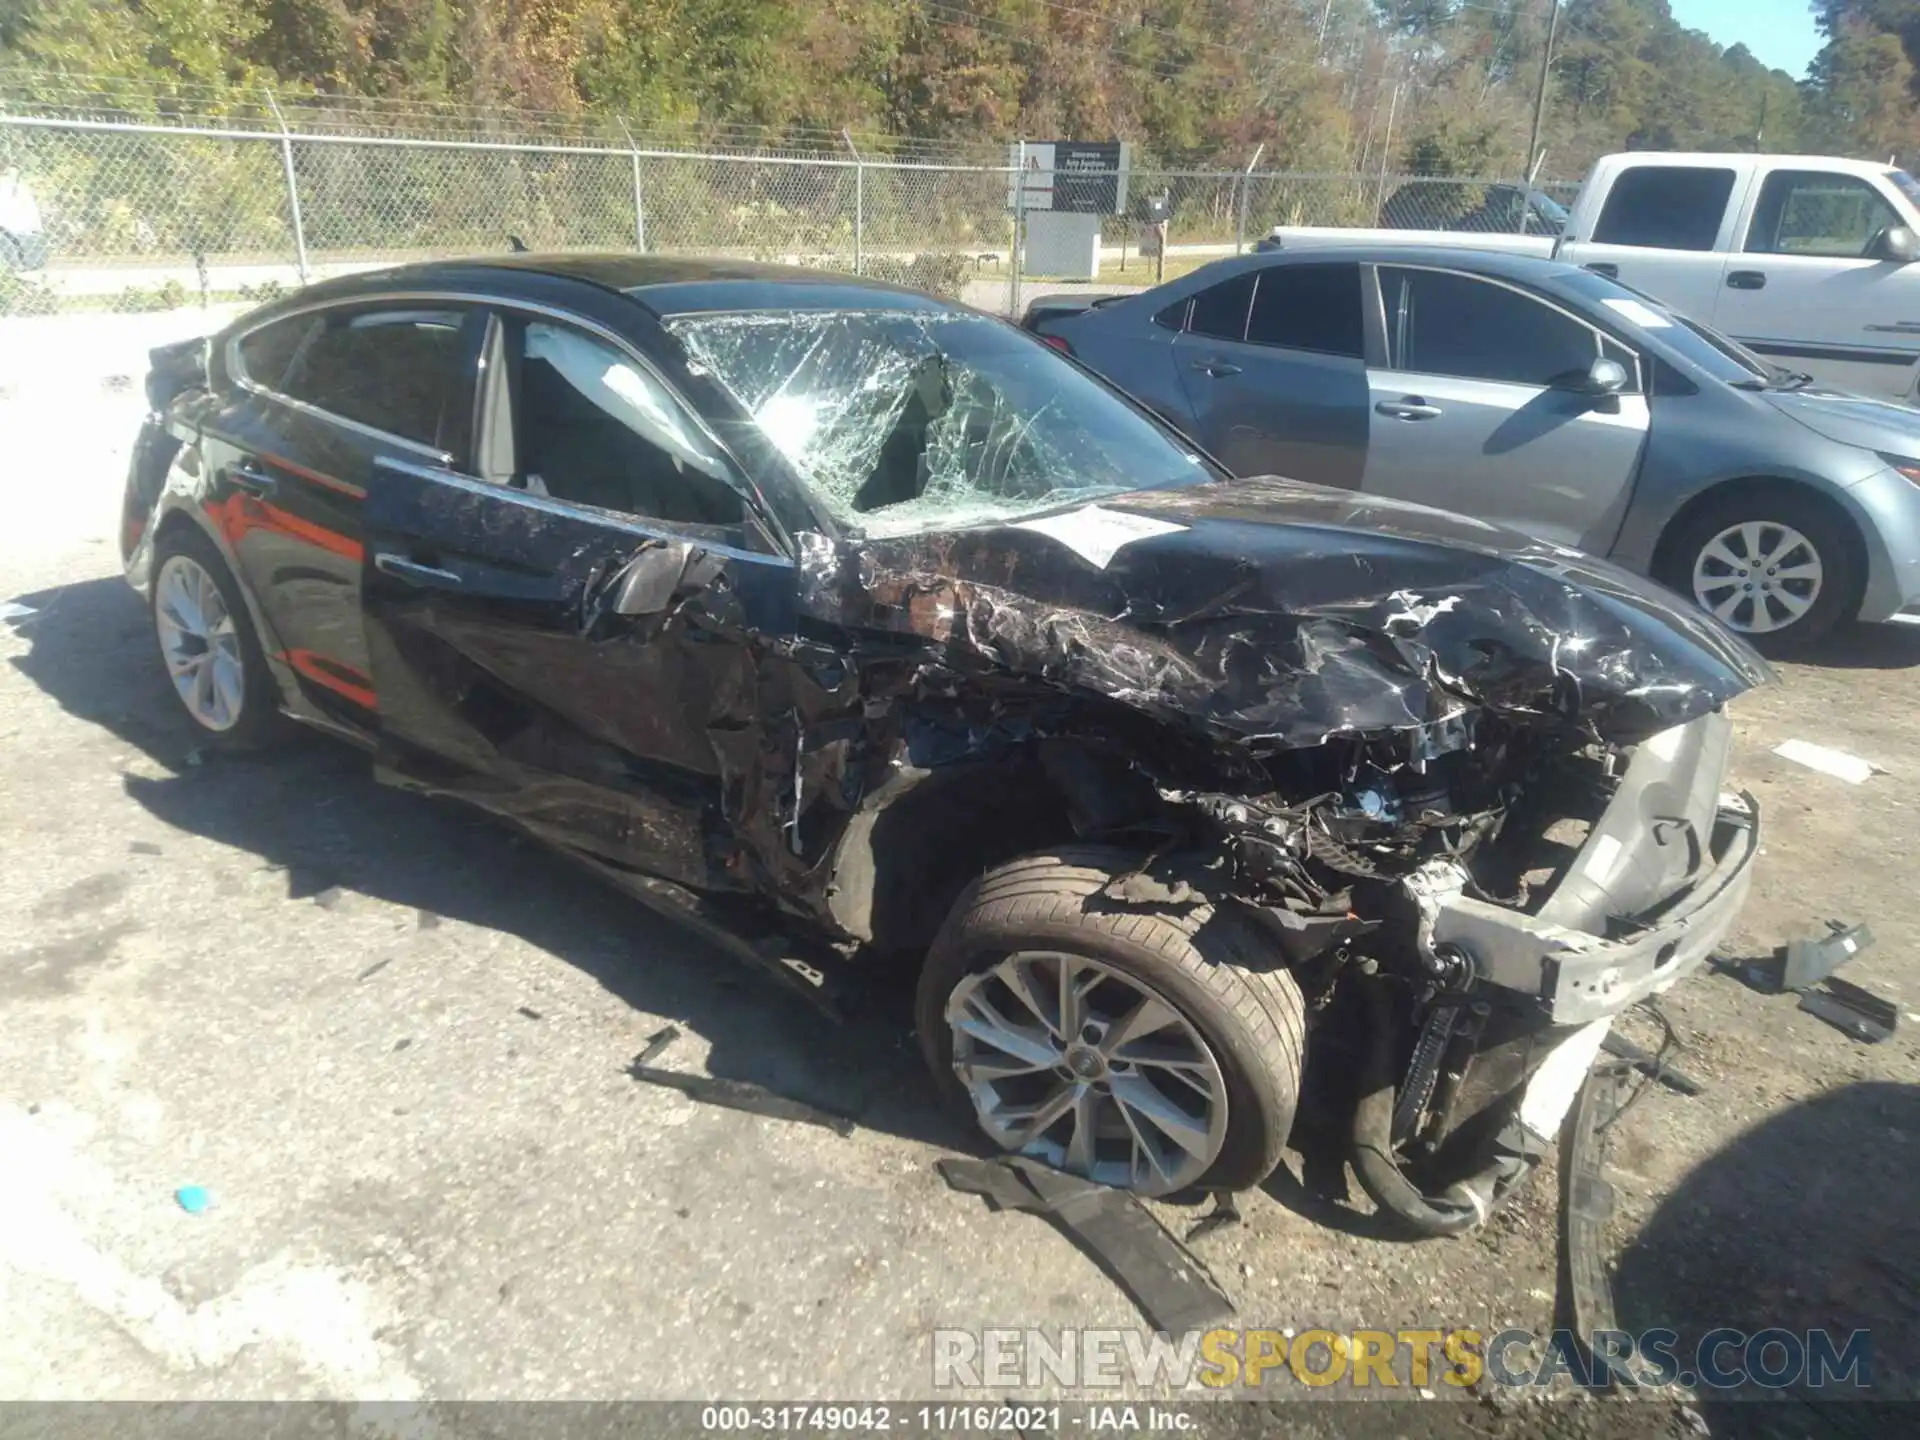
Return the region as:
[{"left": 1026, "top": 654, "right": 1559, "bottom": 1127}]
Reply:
[{"left": 121, "top": 257, "right": 1771, "bottom": 1225}]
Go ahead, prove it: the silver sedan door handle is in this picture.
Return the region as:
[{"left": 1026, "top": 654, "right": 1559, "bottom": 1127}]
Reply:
[
  {"left": 1376, "top": 398, "right": 1443, "bottom": 421},
  {"left": 374, "top": 552, "right": 463, "bottom": 588},
  {"left": 1190, "top": 357, "right": 1243, "bottom": 377}
]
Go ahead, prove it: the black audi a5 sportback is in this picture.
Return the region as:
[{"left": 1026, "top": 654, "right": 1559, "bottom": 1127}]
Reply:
[{"left": 122, "top": 255, "right": 1767, "bottom": 1223}]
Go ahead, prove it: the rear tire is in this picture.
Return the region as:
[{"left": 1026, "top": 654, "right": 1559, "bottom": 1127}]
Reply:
[
  {"left": 149, "top": 528, "right": 281, "bottom": 749},
  {"left": 917, "top": 847, "right": 1305, "bottom": 1196},
  {"left": 1657, "top": 486, "right": 1856, "bottom": 653}
]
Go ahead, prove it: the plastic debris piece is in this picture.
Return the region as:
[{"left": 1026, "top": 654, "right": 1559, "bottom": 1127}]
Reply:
[
  {"left": 635, "top": 1024, "right": 682, "bottom": 1066},
  {"left": 1781, "top": 920, "right": 1875, "bottom": 992},
  {"left": 175, "top": 1185, "right": 211, "bottom": 1214},
  {"left": 938, "top": 1155, "right": 1234, "bottom": 1333},
  {"left": 1798, "top": 978, "right": 1899, "bottom": 1044},
  {"left": 1773, "top": 739, "right": 1878, "bottom": 784}
]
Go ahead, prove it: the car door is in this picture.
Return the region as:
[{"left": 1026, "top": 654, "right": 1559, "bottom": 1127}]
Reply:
[
  {"left": 1559, "top": 162, "right": 1747, "bottom": 322},
  {"left": 206, "top": 303, "right": 481, "bottom": 725},
  {"left": 1362, "top": 265, "right": 1650, "bottom": 551},
  {"left": 1171, "top": 261, "right": 1370, "bottom": 486},
  {"left": 360, "top": 308, "right": 797, "bottom": 891},
  {"left": 1709, "top": 166, "right": 1920, "bottom": 401}
]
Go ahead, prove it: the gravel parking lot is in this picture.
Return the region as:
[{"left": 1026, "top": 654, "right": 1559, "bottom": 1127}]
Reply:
[{"left": 3, "top": 313, "right": 1918, "bottom": 1430}]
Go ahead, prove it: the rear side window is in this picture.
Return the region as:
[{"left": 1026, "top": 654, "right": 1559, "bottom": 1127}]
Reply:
[
  {"left": 1592, "top": 166, "right": 1736, "bottom": 251},
  {"left": 234, "top": 316, "right": 317, "bottom": 392},
  {"left": 1246, "top": 263, "right": 1363, "bottom": 357},
  {"left": 1382, "top": 268, "right": 1599, "bottom": 387},
  {"left": 1187, "top": 272, "right": 1256, "bottom": 342},
  {"left": 280, "top": 308, "right": 468, "bottom": 450}
]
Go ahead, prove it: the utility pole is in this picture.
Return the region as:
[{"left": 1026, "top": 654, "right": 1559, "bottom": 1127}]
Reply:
[
  {"left": 1318, "top": 0, "right": 1336, "bottom": 50},
  {"left": 1525, "top": 0, "right": 1564, "bottom": 192}
]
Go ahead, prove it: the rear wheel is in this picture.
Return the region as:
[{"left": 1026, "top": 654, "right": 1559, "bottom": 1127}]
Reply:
[
  {"left": 1659, "top": 488, "right": 1856, "bottom": 652},
  {"left": 916, "top": 847, "right": 1305, "bottom": 1196},
  {"left": 150, "top": 530, "right": 280, "bottom": 747}
]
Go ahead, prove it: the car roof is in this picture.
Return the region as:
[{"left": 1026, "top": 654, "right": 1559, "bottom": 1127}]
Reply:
[{"left": 277, "top": 253, "right": 953, "bottom": 317}]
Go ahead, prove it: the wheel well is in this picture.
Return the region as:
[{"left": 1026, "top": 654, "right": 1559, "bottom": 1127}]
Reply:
[
  {"left": 151, "top": 505, "right": 214, "bottom": 558},
  {"left": 831, "top": 756, "right": 1084, "bottom": 960},
  {"left": 1650, "top": 476, "right": 1869, "bottom": 615}
]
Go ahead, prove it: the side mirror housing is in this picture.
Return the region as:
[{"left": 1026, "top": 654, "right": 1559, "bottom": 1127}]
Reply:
[
  {"left": 1563, "top": 357, "right": 1631, "bottom": 397},
  {"left": 1879, "top": 225, "right": 1920, "bottom": 263}
]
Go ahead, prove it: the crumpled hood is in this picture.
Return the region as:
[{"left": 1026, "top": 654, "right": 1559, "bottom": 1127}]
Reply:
[
  {"left": 835, "top": 476, "right": 1773, "bottom": 750},
  {"left": 1763, "top": 387, "right": 1920, "bottom": 460}
]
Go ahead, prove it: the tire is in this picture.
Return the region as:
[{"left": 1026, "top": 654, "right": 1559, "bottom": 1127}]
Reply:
[
  {"left": 1656, "top": 486, "right": 1857, "bottom": 653},
  {"left": 917, "top": 846, "right": 1305, "bottom": 1196},
  {"left": 149, "top": 527, "right": 282, "bottom": 748}
]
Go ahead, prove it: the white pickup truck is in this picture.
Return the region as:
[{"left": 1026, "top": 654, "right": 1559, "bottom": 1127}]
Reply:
[{"left": 1263, "top": 152, "right": 1920, "bottom": 403}]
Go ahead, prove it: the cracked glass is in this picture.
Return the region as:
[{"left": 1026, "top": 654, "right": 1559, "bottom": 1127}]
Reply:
[{"left": 668, "top": 310, "right": 1214, "bottom": 536}]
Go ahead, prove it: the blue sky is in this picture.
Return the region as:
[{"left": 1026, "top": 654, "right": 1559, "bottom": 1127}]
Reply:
[{"left": 1668, "top": 0, "right": 1826, "bottom": 78}]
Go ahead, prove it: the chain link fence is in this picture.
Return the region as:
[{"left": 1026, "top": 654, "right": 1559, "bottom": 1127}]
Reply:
[{"left": 0, "top": 109, "right": 1576, "bottom": 318}]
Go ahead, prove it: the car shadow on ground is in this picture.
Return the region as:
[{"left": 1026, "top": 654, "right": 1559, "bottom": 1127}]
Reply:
[
  {"left": 7, "top": 574, "right": 974, "bottom": 1163},
  {"left": 1612, "top": 1081, "right": 1920, "bottom": 1424},
  {"left": 1810, "top": 620, "right": 1920, "bottom": 671}
]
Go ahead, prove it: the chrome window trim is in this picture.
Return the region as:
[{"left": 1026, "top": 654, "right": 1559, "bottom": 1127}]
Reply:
[
  {"left": 372, "top": 454, "right": 794, "bottom": 571},
  {"left": 228, "top": 287, "right": 791, "bottom": 551},
  {"left": 1374, "top": 263, "right": 1646, "bottom": 395}
]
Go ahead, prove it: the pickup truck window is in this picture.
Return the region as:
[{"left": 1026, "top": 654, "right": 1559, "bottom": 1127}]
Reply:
[
  {"left": 1381, "top": 268, "right": 1598, "bottom": 388},
  {"left": 1592, "top": 166, "right": 1736, "bottom": 251},
  {"left": 1246, "top": 263, "right": 1363, "bottom": 358},
  {"left": 1745, "top": 170, "right": 1900, "bottom": 258},
  {"left": 1561, "top": 270, "right": 1769, "bottom": 385}
]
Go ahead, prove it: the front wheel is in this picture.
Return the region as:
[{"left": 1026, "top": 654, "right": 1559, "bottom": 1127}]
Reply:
[
  {"left": 916, "top": 848, "right": 1305, "bottom": 1196},
  {"left": 1658, "top": 488, "right": 1856, "bottom": 652}
]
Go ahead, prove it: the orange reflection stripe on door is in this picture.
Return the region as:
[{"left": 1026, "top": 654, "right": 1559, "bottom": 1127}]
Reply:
[
  {"left": 279, "top": 649, "right": 378, "bottom": 710},
  {"left": 206, "top": 492, "right": 364, "bottom": 562}
]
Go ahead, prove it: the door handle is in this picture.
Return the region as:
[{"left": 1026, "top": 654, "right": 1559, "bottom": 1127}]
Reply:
[
  {"left": 1376, "top": 398, "right": 1443, "bottom": 421},
  {"left": 229, "top": 462, "right": 277, "bottom": 497},
  {"left": 1584, "top": 263, "right": 1620, "bottom": 279},
  {"left": 374, "top": 552, "right": 463, "bottom": 588},
  {"left": 1727, "top": 271, "right": 1768, "bottom": 290},
  {"left": 1190, "top": 358, "right": 1242, "bottom": 377}
]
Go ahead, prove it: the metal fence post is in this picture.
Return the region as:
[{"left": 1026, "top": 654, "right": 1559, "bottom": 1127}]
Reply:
[
  {"left": 264, "top": 88, "right": 310, "bottom": 285},
  {"left": 1236, "top": 143, "right": 1265, "bottom": 254},
  {"left": 618, "top": 120, "right": 646, "bottom": 252},
  {"left": 841, "top": 129, "right": 864, "bottom": 275},
  {"left": 1008, "top": 140, "right": 1025, "bottom": 319}
]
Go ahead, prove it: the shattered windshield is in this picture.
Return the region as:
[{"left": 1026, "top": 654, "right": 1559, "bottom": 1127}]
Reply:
[{"left": 667, "top": 310, "right": 1214, "bottom": 536}]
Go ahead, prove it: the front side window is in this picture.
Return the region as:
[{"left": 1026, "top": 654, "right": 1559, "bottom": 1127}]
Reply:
[
  {"left": 1746, "top": 171, "right": 1901, "bottom": 258},
  {"left": 1382, "top": 268, "right": 1599, "bottom": 387},
  {"left": 668, "top": 310, "right": 1215, "bottom": 536},
  {"left": 509, "top": 320, "right": 743, "bottom": 528},
  {"left": 278, "top": 308, "right": 467, "bottom": 450},
  {"left": 1245, "top": 263, "right": 1363, "bottom": 357},
  {"left": 1592, "top": 166, "right": 1736, "bottom": 251}
]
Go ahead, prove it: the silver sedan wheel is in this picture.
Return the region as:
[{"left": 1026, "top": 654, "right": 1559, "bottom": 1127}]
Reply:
[
  {"left": 945, "top": 951, "right": 1229, "bottom": 1196},
  {"left": 154, "top": 553, "right": 246, "bottom": 733},
  {"left": 1691, "top": 520, "right": 1824, "bottom": 635}
]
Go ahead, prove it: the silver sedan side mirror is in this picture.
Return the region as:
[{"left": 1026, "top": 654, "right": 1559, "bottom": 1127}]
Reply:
[{"left": 1584, "top": 357, "right": 1631, "bottom": 396}]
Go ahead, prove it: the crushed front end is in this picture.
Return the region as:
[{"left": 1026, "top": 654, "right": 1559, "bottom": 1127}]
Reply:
[{"left": 1174, "top": 705, "right": 1757, "bottom": 1233}]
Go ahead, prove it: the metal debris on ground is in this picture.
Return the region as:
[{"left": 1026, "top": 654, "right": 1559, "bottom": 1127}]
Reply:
[
  {"left": 1780, "top": 920, "right": 1875, "bottom": 992},
  {"left": 1797, "top": 978, "right": 1900, "bottom": 1045},
  {"left": 626, "top": 1066, "right": 857, "bottom": 1136},
  {"left": 937, "top": 1155, "right": 1235, "bottom": 1333},
  {"left": 1599, "top": 1030, "right": 1705, "bottom": 1097},
  {"left": 1772, "top": 739, "right": 1880, "bottom": 784}
]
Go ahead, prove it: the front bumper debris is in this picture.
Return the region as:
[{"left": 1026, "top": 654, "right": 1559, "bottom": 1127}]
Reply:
[{"left": 1428, "top": 713, "right": 1759, "bottom": 1026}]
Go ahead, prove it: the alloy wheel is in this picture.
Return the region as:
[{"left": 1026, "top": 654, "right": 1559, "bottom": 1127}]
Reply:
[
  {"left": 945, "top": 951, "right": 1229, "bottom": 1195},
  {"left": 1691, "top": 520, "right": 1824, "bottom": 635},
  {"left": 154, "top": 553, "right": 246, "bottom": 732}
]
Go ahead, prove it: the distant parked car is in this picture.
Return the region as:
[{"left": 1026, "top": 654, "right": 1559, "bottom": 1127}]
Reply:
[
  {"left": 0, "top": 168, "right": 48, "bottom": 271},
  {"left": 1027, "top": 246, "right": 1920, "bottom": 649}
]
